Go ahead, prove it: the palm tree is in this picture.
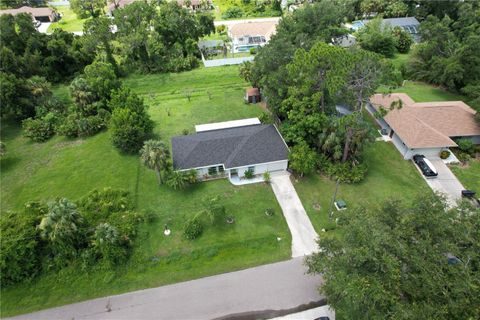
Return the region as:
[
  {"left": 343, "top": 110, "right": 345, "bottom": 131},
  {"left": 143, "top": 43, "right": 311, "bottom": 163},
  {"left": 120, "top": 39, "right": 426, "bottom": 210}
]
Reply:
[{"left": 140, "top": 140, "right": 171, "bottom": 185}]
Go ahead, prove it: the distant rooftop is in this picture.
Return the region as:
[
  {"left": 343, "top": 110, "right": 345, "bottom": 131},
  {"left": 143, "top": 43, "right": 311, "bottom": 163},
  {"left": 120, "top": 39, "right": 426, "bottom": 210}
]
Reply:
[{"left": 195, "top": 118, "right": 260, "bottom": 133}]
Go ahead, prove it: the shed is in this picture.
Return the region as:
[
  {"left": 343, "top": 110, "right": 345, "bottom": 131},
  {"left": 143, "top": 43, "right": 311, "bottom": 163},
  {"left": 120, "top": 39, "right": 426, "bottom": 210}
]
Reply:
[{"left": 245, "top": 87, "right": 261, "bottom": 104}]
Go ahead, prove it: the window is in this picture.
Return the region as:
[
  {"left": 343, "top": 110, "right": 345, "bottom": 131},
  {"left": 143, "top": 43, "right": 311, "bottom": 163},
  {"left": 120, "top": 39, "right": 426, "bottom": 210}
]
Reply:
[{"left": 248, "top": 166, "right": 255, "bottom": 173}]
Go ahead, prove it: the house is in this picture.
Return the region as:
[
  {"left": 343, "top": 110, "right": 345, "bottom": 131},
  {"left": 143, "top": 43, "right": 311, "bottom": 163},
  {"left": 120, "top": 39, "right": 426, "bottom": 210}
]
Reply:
[
  {"left": 368, "top": 93, "right": 480, "bottom": 159},
  {"left": 177, "top": 0, "right": 211, "bottom": 11},
  {"left": 245, "top": 88, "right": 261, "bottom": 104},
  {"left": 171, "top": 118, "right": 289, "bottom": 184},
  {"left": 0, "top": 6, "right": 58, "bottom": 22},
  {"left": 331, "top": 34, "right": 356, "bottom": 48},
  {"left": 350, "top": 17, "right": 421, "bottom": 42},
  {"left": 107, "top": 0, "right": 138, "bottom": 15},
  {"left": 228, "top": 21, "right": 278, "bottom": 53}
]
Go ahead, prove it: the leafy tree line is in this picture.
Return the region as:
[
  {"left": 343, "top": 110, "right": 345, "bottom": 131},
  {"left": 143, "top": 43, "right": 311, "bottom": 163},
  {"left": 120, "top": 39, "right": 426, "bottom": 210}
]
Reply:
[
  {"left": 406, "top": 1, "right": 480, "bottom": 110},
  {"left": 0, "top": 0, "right": 46, "bottom": 9},
  {"left": 306, "top": 194, "right": 480, "bottom": 319},
  {"left": 247, "top": 2, "right": 396, "bottom": 182},
  {"left": 22, "top": 60, "right": 154, "bottom": 154},
  {"left": 0, "top": 188, "right": 152, "bottom": 286}
]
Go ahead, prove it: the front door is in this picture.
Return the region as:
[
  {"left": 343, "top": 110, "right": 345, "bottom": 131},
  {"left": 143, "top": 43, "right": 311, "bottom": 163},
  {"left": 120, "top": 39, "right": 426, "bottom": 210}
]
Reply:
[{"left": 389, "top": 129, "right": 395, "bottom": 138}]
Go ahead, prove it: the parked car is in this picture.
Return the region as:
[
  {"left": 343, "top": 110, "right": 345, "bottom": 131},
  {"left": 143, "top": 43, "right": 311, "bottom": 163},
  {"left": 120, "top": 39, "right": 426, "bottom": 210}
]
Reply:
[{"left": 413, "top": 154, "right": 438, "bottom": 178}]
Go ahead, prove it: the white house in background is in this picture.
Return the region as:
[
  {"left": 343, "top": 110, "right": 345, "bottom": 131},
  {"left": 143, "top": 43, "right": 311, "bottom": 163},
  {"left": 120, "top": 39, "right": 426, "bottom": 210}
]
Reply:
[
  {"left": 171, "top": 118, "right": 289, "bottom": 185},
  {"left": 368, "top": 93, "right": 480, "bottom": 159},
  {"left": 228, "top": 21, "right": 278, "bottom": 53}
]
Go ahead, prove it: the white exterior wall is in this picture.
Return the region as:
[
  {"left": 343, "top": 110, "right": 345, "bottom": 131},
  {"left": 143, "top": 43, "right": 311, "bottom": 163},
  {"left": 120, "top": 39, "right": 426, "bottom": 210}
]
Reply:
[
  {"left": 231, "top": 160, "right": 288, "bottom": 177},
  {"left": 405, "top": 147, "right": 445, "bottom": 160}
]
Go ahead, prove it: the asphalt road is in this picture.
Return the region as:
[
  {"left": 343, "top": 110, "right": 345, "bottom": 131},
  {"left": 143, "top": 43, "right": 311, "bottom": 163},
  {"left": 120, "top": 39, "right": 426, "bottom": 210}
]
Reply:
[{"left": 9, "top": 257, "right": 323, "bottom": 320}]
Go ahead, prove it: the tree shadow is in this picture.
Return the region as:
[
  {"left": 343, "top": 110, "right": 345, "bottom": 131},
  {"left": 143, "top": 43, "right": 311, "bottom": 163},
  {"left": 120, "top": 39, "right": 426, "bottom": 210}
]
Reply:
[{"left": 0, "top": 156, "right": 21, "bottom": 173}]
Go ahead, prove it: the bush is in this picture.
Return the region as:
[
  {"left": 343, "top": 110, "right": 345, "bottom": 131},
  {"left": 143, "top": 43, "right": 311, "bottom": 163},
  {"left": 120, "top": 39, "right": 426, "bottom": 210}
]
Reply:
[
  {"left": 222, "top": 6, "right": 243, "bottom": 19},
  {"left": 324, "top": 162, "right": 368, "bottom": 183},
  {"left": 244, "top": 168, "right": 254, "bottom": 179},
  {"left": 92, "top": 223, "right": 127, "bottom": 267},
  {"left": 263, "top": 171, "right": 271, "bottom": 183},
  {"left": 456, "top": 138, "right": 475, "bottom": 155},
  {"left": 216, "top": 24, "right": 226, "bottom": 34},
  {"left": 56, "top": 114, "right": 79, "bottom": 138},
  {"left": 22, "top": 117, "right": 55, "bottom": 142},
  {"left": 249, "top": 47, "right": 257, "bottom": 55},
  {"left": 0, "top": 203, "right": 45, "bottom": 286},
  {"left": 184, "top": 217, "right": 204, "bottom": 240},
  {"left": 392, "top": 26, "right": 413, "bottom": 54},
  {"left": 166, "top": 170, "right": 196, "bottom": 190},
  {"left": 110, "top": 107, "right": 153, "bottom": 153},
  {"left": 265, "top": 208, "right": 275, "bottom": 216},
  {"left": 203, "top": 196, "right": 226, "bottom": 225},
  {"left": 78, "top": 188, "right": 133, "bottom": 225},
  {"left": 77, "top": 115, "right": 107, "bottom": 137},
  {"left": 289, "top": 141, "right": 318, "bottom": 177},
  {"left": 457, "top": 152, "right": 471, "bottom": 164},
  {"left": 440, "top": 150, "right": 451, "bottom": 159}
]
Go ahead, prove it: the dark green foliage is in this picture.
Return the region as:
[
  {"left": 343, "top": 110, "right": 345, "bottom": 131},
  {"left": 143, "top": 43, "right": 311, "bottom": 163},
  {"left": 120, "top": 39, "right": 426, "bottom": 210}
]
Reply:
[
  {"left": 222, "top": 6, "right": 243, "bottom": 19},
  {"left": 244, "top": 168, "right": 255, "bottom": 179},
  {"left": 70, "top": 0, "right": 104, "bottom": 18},
  {"left": 356, "top": 17, "right": 396, "bottom": 58},
  {"left": 306, "top": 194, "right": 480, "bottom": 319},
  {"left": 92, "top": 223, "right": 127, "bottom": 266},
  {"left": 456, "top": 138, "right": 475, "bottom": 155},
  {"left": 203, "top": 196, "right": 226, "bottom": 225},
  {"left": 322, "top": 160, "right": 368, "bottom": 183},
  {"left": 407, "top": 3, "right": 480, "bottom": 97},
  {"left": 38, "top": 198, "right": 86, "bottom": 264},
  {"left": 109, "top": 88, "right": 154, "bottom": 153},
  {"left": 183, "top": 217, "right": 204, "bottom": 240},
  {"left": 22, "top": 117, "right": 55, "bottom": 142},
  {"left": 392, "top": 26, "right": 413, "bottom": 54},
  {"left": 289, "top": 141, "right": 318, "bottom": 177},
  {"left": 0, "top": 203, "right": 45, "bottom": 286},
  {"left": 439, "top": 150, "right": 451, "bottom": 160},
  {"left": 114, "top": 1, "right": 214, "bottom": 73},
  {"left": 165, "top": 170, "right": 197, "bottom": 190}
]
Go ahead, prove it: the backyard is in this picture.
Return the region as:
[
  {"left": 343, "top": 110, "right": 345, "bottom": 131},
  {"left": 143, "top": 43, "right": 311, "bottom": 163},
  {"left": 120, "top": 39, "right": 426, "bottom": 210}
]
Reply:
[
  {"left": 48, "top": 5, "right": 86, "bottom": 33},
  {"left": 0, "top": 66, "right": 291, "bottom": 316}
]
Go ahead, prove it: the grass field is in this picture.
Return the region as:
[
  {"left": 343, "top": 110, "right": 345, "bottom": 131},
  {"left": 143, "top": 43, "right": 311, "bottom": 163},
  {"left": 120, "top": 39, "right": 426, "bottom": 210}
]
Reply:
[
  {"left": 294, "top": 142, "right": 430, "bottom": 236},
  {"left": 451, "top": 160, "right": 480, "bottom": 192},
  {"left": 0, "top": 66, "right": 291, "bottom": 316},
  {"left": 378, "top": 80, "right": 467, "bottom": 102},
  {"left": 48, "top": 5, "right": 87, "bottom": 33}
]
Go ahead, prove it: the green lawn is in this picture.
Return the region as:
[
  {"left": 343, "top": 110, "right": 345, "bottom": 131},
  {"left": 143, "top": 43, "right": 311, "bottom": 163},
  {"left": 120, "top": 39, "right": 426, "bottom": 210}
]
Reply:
[
  {"left": 378, "top": 81, "right": 467, "bottom": 102},
  {"left": 450, "top": 160, "right": 480, "bottom": 192},
  {"left": 48, "top": 5, "right": 87, "bottom": 33},
  {"left": 0, "top": 66, "right": 291, "bottom": 316},
  {"left": 294, "top": 142, "right": 430, "bottom": 236}
]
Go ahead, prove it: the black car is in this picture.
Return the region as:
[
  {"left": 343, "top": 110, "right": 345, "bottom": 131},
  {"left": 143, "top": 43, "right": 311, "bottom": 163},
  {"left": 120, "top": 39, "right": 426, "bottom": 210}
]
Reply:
[{"left": 413, "top": 154, "right": 438, "bottom": 178}]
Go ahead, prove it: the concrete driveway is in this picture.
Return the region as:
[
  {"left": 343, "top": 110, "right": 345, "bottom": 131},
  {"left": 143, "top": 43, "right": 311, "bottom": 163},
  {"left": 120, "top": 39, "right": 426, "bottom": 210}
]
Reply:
[
  {"left": 270, "top": 173, "right": 319, "bottom": 257},
  {"left": 418, "top": 158, "right": 465, "bottom": 206},
  {"left": 8, "top": 258, "right": 323, "bottom": 320}
]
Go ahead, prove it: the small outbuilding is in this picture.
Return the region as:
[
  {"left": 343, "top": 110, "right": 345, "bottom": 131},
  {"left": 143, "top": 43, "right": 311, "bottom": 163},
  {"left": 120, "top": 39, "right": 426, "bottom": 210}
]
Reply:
[{"left": 245, "top": 87, "right": 261, "bottom": 104}]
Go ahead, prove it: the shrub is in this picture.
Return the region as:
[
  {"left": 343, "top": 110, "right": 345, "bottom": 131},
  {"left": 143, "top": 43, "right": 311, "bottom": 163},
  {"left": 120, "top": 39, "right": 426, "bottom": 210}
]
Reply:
[
  {"left": 0, "top": 203, "right": 45, "bottom": 285},
  {"left": 203, "top": 196, "right": 226, "bottom": 225},
  {"left": 78, "top": 188, "right": 133, "bottom": 225},
  {"left": 259, "top": 111, "right": 273, "bottom": 124},
  {"left": 440, "top": 150, "right": 451, "bottom": 159},
  {"left": 93, "top": 223, "right": 127, "bottom": 266},
  {"left": 244, "top": 168, "right": 255, "bottom": 179},
  {"left": 456, "top": 138, "right": 475, "bottom": 155},
  {"left": 183, "top": 217, "right": 204, "bottom": 240},
  {"left": 215, "top": 24, "right": 226, "bottom": 34},
  {"left": 22, "top": 117, "right": 54, "bottom": 142},
  {"left": 263, "top": 171, "right": 271, "bottom": 183},
  {"left": 392, "top": 26, "right": 413, "bottom": 54},
  {"left": 166, "top": 171, "right": 195, "bottom": 190},
  {"left": 222, "top": 6, "right": 243, "bottom": 19},
  {"left": 324, "top": 162, "right": 368, "bottom": 183},
  {"left": 265, "top": 208, "right": 275, "bottom": 216},
  {"left": 289, "top": 141, "right": 318, "bottom": 177},
  {"left": 77, "top": 115, "right": 107, "bottom": 137},
  {"left": 457, "top": 152, "right": 471, "bottom": 164},
  {"left": 56, "top": 114, "right": 79, "bottom": 137},
  {"left": 110, "top": 107, "right": 153, "bottom": 153},
  {"left": 249, "top": 47, "right": 257, "bottom": 55}
]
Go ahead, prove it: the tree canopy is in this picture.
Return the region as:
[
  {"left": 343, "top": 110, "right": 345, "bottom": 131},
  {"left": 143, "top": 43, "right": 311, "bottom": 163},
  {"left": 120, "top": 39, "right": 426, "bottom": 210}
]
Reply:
[{"left": 306, "top": 195, "right": 480, "bottom": 319}]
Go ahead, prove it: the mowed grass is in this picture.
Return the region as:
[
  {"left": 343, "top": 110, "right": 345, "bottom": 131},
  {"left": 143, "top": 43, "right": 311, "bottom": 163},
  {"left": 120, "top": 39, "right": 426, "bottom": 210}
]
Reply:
[
  {"left": 294, "top": 142, "right": 430, "bottom": 236},
  {"left": 378, "top": 80, "right": 467, "bottom": 102},
  {"left": 451, "top": 160, "right": 480, "bottom": 192},
  {"left": 48, "top": 5, "right": 87, "bottom": 33},
  {"left": 0, "top": 66, "right": 291, "bottom": 316}
]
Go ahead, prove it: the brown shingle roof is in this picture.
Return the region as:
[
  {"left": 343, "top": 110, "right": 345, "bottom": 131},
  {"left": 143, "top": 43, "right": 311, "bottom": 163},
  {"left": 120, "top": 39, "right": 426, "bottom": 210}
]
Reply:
[
  {"left": 246, "top": 87, "right": 260, "bottom": 97},
  {"left": 370, "top": 93, "right": 480, "bottom": 149},
  {"left": 229, "top": 21, "right": 277, "bottom": 40},
  {"left": 0, "top": 6, "right": 54, "bottom": 17}
]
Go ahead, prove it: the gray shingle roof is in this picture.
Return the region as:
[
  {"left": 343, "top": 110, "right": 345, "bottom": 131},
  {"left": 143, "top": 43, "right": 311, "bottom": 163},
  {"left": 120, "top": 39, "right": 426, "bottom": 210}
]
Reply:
[
  {"left": 172, "top": 124, "right": 289, "bottom": 170},
  {"left": 383, "top": 17, "right": 420, "bottom": 28}
]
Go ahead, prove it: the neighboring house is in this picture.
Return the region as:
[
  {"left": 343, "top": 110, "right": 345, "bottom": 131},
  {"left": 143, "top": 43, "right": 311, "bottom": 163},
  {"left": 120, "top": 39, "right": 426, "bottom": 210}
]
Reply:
[
  {"left": 350, "top": 17, "right": 421, "bottom": 42},
  {"left": 0, "top": 6, "right": 58, "bottom": 22},
  {"left": 245, "top": 88, "right": 261, "bottom": 104},
  {"left": 228, "top": 21, "right": 277, "bottom": 53},
  {"left": 368, "top": 93, "right": 480, "bottom": 159},
  {"left": 172, "top": 118, "right": 289, "bottom": 184},
  {"left": 177, "top": 0, "right": 211, "bottom": 11},
  {"left": 107, "top": 0, "right": 137, "bottom": 15}
]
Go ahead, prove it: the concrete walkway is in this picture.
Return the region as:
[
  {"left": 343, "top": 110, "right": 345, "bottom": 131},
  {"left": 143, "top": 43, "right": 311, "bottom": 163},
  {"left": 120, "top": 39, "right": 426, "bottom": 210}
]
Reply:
[
  {"left": 9, "top": 258, "right": 323, "bottom": 320},
  {"left": 270, "top": 173, "right": 319, "bottom": 257},
  {"left": 419, "top": 158, "right": 465, "bottom": 206}
]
